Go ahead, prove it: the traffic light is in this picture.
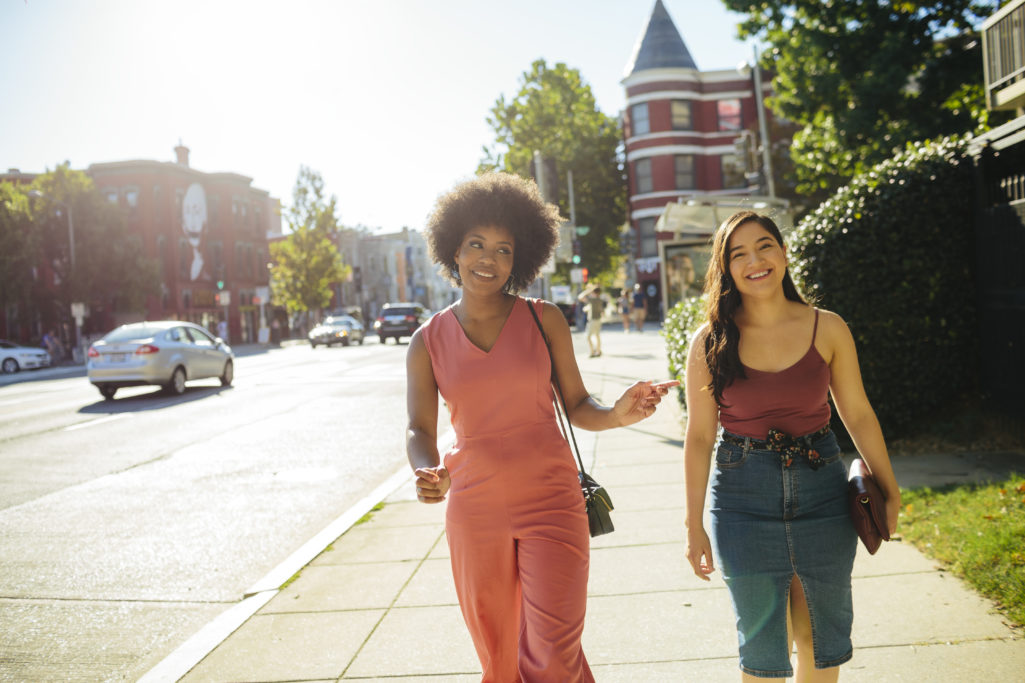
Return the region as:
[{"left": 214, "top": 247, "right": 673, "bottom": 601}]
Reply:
[
  {"left": 214, "top": 292, "right": 221, "bottom": 306},
  {"left": 581, "top": 268, "right": 588, "bottom": 283},
  {"left": 216, "top": 279, "right": 224, "bottom": 290},
  {"left": 572, "top": 239, "right": 581, "bottom": 265}
]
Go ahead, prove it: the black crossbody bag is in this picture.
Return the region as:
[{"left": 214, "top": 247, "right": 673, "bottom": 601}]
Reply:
[{"left": 526, "top": 299, "right": 614, "bottom": 537}]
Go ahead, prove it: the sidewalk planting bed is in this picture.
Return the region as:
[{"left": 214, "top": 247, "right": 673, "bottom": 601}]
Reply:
[{"left": 900, "top": 475, "right": 1025, "bottom": 628}]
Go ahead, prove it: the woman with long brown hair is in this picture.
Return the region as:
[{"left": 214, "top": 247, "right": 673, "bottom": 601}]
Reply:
[{"left": 682, "top": 210, "right": 900, "bottom": 681}]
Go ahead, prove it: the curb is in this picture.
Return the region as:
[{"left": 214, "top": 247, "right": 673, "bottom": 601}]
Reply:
[{"left": 141, "top": 429, "right": 456, "bottom": 682}]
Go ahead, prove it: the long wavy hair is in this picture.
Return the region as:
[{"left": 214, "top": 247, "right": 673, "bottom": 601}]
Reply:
[{"left": 703, "top": 211, "right": 807, "bottom": 405}]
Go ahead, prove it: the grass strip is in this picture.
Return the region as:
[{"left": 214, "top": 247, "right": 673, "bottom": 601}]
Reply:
[{"left": 899, "top": 474, "right": 1025, "bottom": 628}]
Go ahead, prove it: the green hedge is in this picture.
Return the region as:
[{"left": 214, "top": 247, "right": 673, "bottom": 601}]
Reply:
[
  {"left": 662, "top": 294, "right": 706, "bottom": 410},
  {"left": 663, "top": 135, "right": 977, "bottom": 435},
  {"left": 788, "top": 135, "right": 976, "bottom": 434}
]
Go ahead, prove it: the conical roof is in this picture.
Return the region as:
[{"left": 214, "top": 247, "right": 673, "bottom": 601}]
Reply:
[{"left": 623, "top": 0, "right": 697, "bottom": 77}]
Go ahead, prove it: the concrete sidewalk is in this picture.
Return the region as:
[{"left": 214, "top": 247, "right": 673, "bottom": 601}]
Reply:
[{"left": 152, "top": 327, "right": 1025, "bottom": 682}]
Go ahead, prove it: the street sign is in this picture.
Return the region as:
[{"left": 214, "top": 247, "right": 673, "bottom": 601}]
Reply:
[
  {"left": 570, "top": 267, "right": 584, "bottom": 284},
  {"left": 218, "top": 291, "right": 231, "bottom": 306}
]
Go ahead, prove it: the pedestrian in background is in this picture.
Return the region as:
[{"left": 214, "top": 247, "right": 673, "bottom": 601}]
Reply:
[
  {"left": 631, "top": 282, "right": 647, "bottom": 332},
  {"left": 617, "top": 288, "right": 631, "bottom": 333},
  {"left": 216, "top": 318, "right": 228, "bottom": 342},
  {"left": 406, "top": 172, "right": 677, "bottom": 682},
  {"left": 577, "top": 284, "right": 605, "bottom": 357},
  {"left": 681, "top": 210, "right": 900, "bottom": 681}
]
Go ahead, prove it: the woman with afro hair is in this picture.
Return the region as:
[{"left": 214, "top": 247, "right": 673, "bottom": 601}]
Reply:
[{"left": 406, "top": 172, "right": 676, "bottom": 682}]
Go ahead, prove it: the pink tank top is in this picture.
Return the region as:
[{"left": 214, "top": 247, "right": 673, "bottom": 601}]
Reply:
[
  {"left": 718, "top": 309, "right": 831, "bottom": 440},
  {"left": 419, "top": 297, "right": 559, "bottom": 441}
]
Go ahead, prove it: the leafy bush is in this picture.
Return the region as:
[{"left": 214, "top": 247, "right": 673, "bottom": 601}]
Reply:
[
  {"left": 788, "top": 135, "right": 976, "bottom": 434},
  {"left": 661, "top": 294, "right": 707, "bottom": 409}
]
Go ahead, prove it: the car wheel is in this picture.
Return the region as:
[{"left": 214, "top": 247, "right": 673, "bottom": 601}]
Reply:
[
  {"left": 379, "top": 336, "right": 387, "bottom": 344},
  {"left": 1, "top": 358, "right": 18, "bottom": 374},
  {"left": 357, "top": 337, "right": 364, "bottom": 345},
  {"left": 310, "top": 341, "right": 317, "bottom": 348},
  {"left": 99, "top": 385, "right": 117, "bottom": 400},
  {"left": 220, "top": 359, "right": 234, "bottom": 386},
  {"left": 166, "top": 366, "right": 186, "bottom": 395},
  {"left": 342, "top": 337, "right": 350, "bottom": 347}
]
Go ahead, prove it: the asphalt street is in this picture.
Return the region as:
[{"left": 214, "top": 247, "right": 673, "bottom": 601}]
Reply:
[{"left": 0, "top": 340, "right": 419, "bottom": 681}]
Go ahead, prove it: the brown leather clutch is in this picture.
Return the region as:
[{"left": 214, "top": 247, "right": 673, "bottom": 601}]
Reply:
[{"left": 848, "top": 458, "right": 890, "bottom": 554}]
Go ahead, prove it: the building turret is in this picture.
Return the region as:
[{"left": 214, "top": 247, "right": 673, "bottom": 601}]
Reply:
[{"left": 622, "top": 1, "right": 770, "bottom": 306}]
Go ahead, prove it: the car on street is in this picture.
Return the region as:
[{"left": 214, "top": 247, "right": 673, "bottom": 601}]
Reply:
[
  {"left": 0, "top": 340, "right": 51, "bottom": 374},
  {"left": 86, "top": 321, "right": 234, "bottom": 400},
  {"left": 308, "top": 315, "right": 365, "bottom": 347},
  {"left": 373, "top": 302, "right": 430, "bottom": 343}
]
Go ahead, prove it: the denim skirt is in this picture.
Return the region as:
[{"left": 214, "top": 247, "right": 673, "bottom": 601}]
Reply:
[{"left": 709, "top": 429, "right": 857, "bottom": 678}]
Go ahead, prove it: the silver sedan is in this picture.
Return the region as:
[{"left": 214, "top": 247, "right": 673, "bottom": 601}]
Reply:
[
  {"left": 0, "top": 340, "right": 51, "bottom": 374},
  {"left": 87, "top": 321, "right": 234, "bottom": 400}
]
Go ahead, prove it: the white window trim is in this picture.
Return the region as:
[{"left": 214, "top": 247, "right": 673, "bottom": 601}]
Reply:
[{"left": 627, "top": 144, "right": 736, "bottom": 162}]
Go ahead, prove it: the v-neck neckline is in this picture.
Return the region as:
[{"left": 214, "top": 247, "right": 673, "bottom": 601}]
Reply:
[{"left": 448, "top": 297, "right": 520, "bottom": 354}]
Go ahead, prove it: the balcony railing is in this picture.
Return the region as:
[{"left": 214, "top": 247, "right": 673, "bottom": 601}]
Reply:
[{"left": 983, "top": 0, "right": 1025, "bottom": 111}]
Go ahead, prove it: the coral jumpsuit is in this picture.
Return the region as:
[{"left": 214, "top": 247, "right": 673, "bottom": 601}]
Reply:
[{"left": 420, "top": 297, "right": 594, "bottom": 683}]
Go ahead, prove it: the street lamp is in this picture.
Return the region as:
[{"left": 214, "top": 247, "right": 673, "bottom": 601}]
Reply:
[{"left": 737, "top": 45, "right": 777, "bottom": 198}]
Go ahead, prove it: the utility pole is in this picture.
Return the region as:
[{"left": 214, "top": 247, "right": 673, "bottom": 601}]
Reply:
[{"left": 751, "top": 45, "right": 776, "bottom": 198}]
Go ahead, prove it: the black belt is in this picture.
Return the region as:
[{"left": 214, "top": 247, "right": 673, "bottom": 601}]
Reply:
[{"left": 721, "top": 425, "right": 831, "bottom": 470}]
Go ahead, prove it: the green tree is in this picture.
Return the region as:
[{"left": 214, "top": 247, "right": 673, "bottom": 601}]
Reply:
[
  {"left": 269, "top": 167, "right": 348, "bottom": 321},
  {"left": 0, "top": 184, "right": 39, "bottom": 333},
  {"left": 723, "top": 0, "right": 1003, "bottom": 200},
  {"left": 480, "top": 59, "right": 626, "bottom": 278},
  {"left": 26, "top": 165, "right": 158, "bottom": 330}
]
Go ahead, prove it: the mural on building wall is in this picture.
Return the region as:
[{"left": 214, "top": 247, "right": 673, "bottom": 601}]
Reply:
[{"left": 182, "top": 183, "right": 208, "bottom": 281}]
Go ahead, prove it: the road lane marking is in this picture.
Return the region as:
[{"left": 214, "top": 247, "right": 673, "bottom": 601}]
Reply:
[{"left": 63, "top": 414, "right": 130, "bottom": 432}]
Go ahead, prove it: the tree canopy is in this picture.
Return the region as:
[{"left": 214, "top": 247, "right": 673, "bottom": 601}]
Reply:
[
  {"left": 723, "top": 0, "right": 1002, "bottom": 200},
  {"left": 480, "top": 59, "right": 626, "bottom": 279},
  {"left": 269, "top": 167, "right": 348, "bottom": 316},
  {"left": 1, "top": 165, "right": 158, "bottom": 337}
]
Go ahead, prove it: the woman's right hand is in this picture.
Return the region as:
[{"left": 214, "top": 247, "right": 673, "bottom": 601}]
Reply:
[
  {"left": 685, "top": 526, "right": 716, "bottom": 581},
  {"left": 414, "top": 466, "right": 450, "bottom": 504}
]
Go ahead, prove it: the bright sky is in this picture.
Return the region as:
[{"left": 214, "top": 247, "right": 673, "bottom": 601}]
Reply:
[{"left": 0, "top": 0, "right": 753, "bottom": 233}]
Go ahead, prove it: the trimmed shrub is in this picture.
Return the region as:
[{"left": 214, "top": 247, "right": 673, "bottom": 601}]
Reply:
[
  {"left": 662, "top": 293, "right": 707, "bottom": 409},
  {"left": 787, "top": 135, "right": 976, "bottom": 434}
]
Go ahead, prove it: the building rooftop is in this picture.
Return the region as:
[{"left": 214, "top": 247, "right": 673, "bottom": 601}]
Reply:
[{"left": 623, "top": 0, "right": 697, "bottom": 77}]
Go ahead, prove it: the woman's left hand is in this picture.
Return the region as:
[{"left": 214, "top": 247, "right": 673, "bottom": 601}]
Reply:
[
  {"left": 884, "top": 489, "right": 901, "bottom": 537},
  {"left": 612, "top": 380, "right": 679, "bottom": 427}
]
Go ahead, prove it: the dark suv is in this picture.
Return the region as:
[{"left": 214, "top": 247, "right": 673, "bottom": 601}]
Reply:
[{"left": 374, "top": 302, "right": 430, "bottom": 343}]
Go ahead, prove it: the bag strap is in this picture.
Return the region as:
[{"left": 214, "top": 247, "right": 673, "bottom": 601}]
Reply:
[{"left": 525, "top": 298, "right": 589, "bottom": 476}]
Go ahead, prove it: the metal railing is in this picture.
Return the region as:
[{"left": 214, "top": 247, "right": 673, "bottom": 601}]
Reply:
[{"left": 983, "top": 0, "right": 1025, "bottom": 110}]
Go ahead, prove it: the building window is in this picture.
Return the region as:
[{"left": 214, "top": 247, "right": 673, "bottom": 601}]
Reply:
[
  {"left": 674, "top": 155, "right": 695, "bottom": 190},
  {"left": 638, "top": 217, "right": 658, "bottom": 258},
  {"left": 671, "top": 100, "right": 693, "bottom": 130},
  {"left": 717, "top": 99, "right": 742, "bottom": 131},
  {"left": 207, "top": 195, "right": 219, "bottom": 231},
  {"left": 104, "top": 188, "right": 119, "bottom": 204},
  {"left": 123, "top": 186, "right": 139, "bottom": 209},
  {"left": 635, "top": 158, "right": 653, "bottom": 194},
  {"left": 721, "top": 153, "right": 748, "bottom": 189},
  {"left": 631, "top": 103, "right": 650, "bottom": 136}
]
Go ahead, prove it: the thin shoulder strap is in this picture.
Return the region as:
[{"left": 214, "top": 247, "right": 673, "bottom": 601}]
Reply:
[
  {"left": 811, "top": 307, "right": 820, "bottom": 344},
  {"left": 525, "top": 298, "right": 588, "bottom": 476}
]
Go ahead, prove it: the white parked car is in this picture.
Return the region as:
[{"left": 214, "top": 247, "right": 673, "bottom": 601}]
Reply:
[
  {"left": 87, "top": 321, "right": 233, "bottom": 400},
  {"left": 0, "top": 340, "right": 51, "bottom": 374}
]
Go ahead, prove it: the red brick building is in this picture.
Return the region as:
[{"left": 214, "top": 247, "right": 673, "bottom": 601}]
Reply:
[
  {"left": 84, "top": 144, "right": 280, "bottom": 343},
  {"left": 623, "top": 0, "right": 774, "bottom": 311}
]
